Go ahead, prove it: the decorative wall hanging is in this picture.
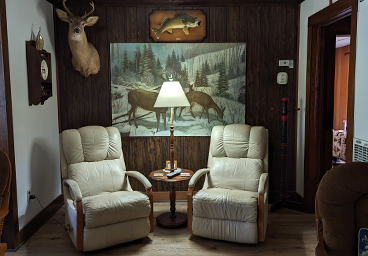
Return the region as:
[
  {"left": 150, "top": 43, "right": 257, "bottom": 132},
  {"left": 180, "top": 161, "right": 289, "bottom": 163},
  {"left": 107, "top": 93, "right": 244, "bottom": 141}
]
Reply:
[
  {"left": 111, "top": 43, "right": 246, "bottom": 137},
  {"left": 55, "top": 0, "right": 100, "bottom": 77},
  {"left": 149, "top": 10, "right": 206, "bottom": 42}
]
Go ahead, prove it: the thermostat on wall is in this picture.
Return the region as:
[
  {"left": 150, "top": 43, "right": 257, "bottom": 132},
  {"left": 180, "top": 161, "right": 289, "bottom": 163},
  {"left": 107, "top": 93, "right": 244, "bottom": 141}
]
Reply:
[{"left": 277, "top": 72, "right": 288, "bottom": 84}]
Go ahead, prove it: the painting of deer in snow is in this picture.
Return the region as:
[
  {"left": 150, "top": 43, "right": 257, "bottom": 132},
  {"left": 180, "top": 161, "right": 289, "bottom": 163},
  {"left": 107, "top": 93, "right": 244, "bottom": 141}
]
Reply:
[{"left": 111, "top": 43, "right": 246, "bottom": 136}]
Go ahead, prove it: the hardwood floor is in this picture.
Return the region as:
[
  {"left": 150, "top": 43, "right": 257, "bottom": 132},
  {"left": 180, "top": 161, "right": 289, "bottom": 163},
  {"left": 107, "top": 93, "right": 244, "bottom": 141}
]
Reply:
[{"left": 5, "top": 202, "right": 317, "bottom": 256}]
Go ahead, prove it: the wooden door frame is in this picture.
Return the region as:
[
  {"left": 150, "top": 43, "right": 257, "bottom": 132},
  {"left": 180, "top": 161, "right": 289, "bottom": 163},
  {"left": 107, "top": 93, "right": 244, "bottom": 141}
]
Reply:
[
  {"left": 0, "top": 0, "right": 19, "bottom": 249},
  {"left": 304, "top": 0, "right": 357, "bottom": 212}
]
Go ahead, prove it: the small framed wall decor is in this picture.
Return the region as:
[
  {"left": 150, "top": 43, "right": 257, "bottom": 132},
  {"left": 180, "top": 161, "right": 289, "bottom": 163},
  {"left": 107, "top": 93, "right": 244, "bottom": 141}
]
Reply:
[
  {"left": 149, "top": 10, "right": 206, "bottom": 42},
  {"left": 165, "top": 160, "right": 177, "bottom": 170}
]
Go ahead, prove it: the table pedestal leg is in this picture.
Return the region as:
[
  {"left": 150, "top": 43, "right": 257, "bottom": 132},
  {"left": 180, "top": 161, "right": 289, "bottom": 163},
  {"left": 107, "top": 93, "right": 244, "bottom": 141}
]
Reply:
[
  {"left": 156, "top": 182, "right": 187, "bottom": 228},
  {"left": 170, "top": 183, "right": 176, "bottom": 218}
]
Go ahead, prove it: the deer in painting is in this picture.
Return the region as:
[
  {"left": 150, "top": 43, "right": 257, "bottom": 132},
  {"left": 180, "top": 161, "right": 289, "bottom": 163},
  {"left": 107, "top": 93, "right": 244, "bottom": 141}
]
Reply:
[
  {"left": 128, "top": 89, "right": 167, "bottom": 132},
  {"left": 179, "top": 91, "right": 226, "bottom": 123},
  {"left": 56, "top": 0, "right": 100, "bottom": 77}
]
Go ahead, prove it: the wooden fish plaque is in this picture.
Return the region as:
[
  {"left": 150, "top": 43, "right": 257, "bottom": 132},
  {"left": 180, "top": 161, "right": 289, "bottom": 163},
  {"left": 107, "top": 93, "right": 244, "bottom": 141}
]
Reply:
[{"left": 149, "top": 10, "right": 206, "bottom": 42}]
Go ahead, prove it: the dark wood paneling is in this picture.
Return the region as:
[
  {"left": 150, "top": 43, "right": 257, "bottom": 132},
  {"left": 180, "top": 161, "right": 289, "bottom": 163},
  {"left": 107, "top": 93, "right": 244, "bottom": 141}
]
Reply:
[
  {"left": 48, "top": 0, "right": 305, "bottom": 7},
  {"left": 55, "top": 4, "right": 299, "bottom": 193}
]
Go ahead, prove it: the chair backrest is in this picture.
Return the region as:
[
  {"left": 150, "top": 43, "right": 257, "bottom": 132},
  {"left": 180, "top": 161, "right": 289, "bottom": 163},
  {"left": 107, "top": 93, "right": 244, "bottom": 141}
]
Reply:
[
  {"left": 60, "top": 126, "right": 127, "bottom": 197},
  {"left": 207, "top": 124, "right": 268, "bottom": 192}
]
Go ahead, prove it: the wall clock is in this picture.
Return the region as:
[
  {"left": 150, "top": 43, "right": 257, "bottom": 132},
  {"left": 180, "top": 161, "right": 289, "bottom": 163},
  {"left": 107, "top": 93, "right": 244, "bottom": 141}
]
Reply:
[{"left": 26, "top": 40, "right": 52, "bottom": 106}]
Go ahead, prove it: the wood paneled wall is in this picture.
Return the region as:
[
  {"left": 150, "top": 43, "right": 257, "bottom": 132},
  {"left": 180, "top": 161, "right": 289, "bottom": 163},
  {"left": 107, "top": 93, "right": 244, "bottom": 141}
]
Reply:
[
  {"left": 54, "top": 4, "right": 299, "bottom": 193},
  {"left": 333, "top": 45, "right": 350, "bottom": 131}
]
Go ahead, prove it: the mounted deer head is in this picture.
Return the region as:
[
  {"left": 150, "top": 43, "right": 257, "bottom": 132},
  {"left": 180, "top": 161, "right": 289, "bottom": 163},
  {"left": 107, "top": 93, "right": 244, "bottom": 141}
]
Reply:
[{"left": 56, "top": 0, "right": 100, "bottom": 77}]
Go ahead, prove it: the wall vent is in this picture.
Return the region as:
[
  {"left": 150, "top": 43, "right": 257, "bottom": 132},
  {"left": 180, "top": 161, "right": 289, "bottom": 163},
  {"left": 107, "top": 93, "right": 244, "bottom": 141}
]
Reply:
[{"left": 353, "top": 138, "right": 368, "bottom": 162}]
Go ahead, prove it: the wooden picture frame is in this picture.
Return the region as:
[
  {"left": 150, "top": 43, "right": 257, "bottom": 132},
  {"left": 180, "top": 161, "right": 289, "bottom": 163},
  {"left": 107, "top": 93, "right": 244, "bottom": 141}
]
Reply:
[
  {"left": 165, "top": 160, "right": 177, "bottom": 170},
  {"left": 149, "top": 10, "right": 206, "bottom": 42},
  {"left": 111, "top": 43, "right": 246, "bottom": 137}
]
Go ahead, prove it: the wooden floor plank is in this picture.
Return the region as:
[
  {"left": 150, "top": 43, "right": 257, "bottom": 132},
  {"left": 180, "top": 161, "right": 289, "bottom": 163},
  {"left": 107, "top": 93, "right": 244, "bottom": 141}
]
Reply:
[{"left": 6, "top": 202, "right": 316, "bottom": 256}]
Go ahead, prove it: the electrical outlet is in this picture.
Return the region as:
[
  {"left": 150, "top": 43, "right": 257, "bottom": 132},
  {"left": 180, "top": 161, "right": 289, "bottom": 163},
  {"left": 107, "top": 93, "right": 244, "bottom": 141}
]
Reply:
[{"left": 27, "top": 189, "right": 31, "bottom": 202}]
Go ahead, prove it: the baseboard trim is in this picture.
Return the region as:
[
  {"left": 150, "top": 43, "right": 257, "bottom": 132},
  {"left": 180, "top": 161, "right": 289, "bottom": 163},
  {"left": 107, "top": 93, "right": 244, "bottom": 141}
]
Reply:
[{"left": 7, "top": 194, "right": 64, "bottom": 251}]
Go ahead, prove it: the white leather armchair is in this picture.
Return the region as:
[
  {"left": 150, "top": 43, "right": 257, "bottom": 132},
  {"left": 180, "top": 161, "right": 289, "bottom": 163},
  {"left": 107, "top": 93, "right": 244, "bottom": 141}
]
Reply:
[
  {"left": 187, "top": 124, "right": 269, "bottom": 244},
  {"left": 59, "top": 126, "right": 153, "bottom": 251}
]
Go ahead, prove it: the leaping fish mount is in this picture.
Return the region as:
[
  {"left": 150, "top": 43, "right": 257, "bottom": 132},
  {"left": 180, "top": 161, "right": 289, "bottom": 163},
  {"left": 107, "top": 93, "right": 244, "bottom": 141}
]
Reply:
[{"left": 149, "top": 10, "right": 206, "bottom": 42}]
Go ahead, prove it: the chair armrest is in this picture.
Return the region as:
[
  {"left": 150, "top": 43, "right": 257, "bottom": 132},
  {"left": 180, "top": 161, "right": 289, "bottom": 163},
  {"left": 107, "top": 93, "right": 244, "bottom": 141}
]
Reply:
[
  {"left": 125, "top": 171, "right": 152, "bottom": 190},
  {"left": 258, "top": 173, "right": 268, "bottom": 194},
  {"left": 125, "top": 171, "right": 154, "bottom": 232},
  {"left": 187, "top": 168, "right": 209, "bottom": 232},
  {"left": 64, "top": 179, "right": 82, "bottom": 201},
  {"left": 188, "top": 168, "right": 210, "bottom": 188}
]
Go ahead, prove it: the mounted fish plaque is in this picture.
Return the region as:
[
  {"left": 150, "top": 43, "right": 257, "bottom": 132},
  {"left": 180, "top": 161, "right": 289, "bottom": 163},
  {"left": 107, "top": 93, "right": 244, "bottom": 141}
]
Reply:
[{"left": 149, "top": 10, "right": 206, "bottom": 42}]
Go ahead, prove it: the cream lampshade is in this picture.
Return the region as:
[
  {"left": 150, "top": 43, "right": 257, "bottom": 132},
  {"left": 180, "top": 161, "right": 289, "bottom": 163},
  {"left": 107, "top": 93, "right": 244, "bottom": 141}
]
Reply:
[
  {"left": 154, "top": 81, "right": 190, "bottom": 108},
  {"left": 154, "top": 81, "right": 190, "bottom": 172}
]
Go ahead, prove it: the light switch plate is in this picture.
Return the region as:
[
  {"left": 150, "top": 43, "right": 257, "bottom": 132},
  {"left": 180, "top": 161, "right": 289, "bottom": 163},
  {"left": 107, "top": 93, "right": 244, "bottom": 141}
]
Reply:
[{"left": 277, "top": 72, "right": 288, "bottom": 84}]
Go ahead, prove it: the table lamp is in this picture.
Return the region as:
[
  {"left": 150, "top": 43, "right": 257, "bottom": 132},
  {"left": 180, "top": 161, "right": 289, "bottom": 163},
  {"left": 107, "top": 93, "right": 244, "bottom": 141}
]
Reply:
[{"left": 154, "top": 80, "right": 190, "bottom": 172}]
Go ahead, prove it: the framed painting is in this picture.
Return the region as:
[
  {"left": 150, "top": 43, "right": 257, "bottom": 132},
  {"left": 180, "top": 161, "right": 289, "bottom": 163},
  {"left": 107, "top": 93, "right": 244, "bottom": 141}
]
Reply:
[{"left": 111, "top": 43, "right": 246, "bottom": 137}]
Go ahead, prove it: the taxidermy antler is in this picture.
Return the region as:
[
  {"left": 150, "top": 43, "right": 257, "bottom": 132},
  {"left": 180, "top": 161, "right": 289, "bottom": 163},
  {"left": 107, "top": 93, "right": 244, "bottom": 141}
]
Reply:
[{"left": 56, "top": 0, "right": 100, "bottom": 77}]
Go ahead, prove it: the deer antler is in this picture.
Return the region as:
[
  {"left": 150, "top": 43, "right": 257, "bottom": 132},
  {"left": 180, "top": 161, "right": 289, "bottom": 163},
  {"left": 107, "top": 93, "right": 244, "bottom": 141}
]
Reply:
[
  {"left": 81, "top": 2, "right": 95, "bottom": 19},
  {"left": 62, "top": 0, "right": 74, "bottom": 17}
]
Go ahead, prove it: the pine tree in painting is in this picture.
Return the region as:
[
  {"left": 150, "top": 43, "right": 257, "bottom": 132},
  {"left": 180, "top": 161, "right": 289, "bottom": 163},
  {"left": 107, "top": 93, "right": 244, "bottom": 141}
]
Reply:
[
  {"left": 215, "top": 61, "right": 230, "bottom": 98},
  {"left": 133, "top": 46, "right": 141, "bottom": 74},
  {"left": 138, "top": 44, "right": 147, "bottom": 78},
  {"left": 241, "top": 49, "right": 246, "bottom": 63},
  {"left": 123, "top": 50, "right": 129, "bottom": 72},
  {"left": 180, "top": 65, "right": 189, "bottom": 89},
  {"left": 201, "top": 69, "right": 209, "bottom": 87},
  {"left": 237, "top": 81, "right": 246, "bottom": 103},
  {"left": 195, "top": 70, "right": 201, "bottom": 88}
]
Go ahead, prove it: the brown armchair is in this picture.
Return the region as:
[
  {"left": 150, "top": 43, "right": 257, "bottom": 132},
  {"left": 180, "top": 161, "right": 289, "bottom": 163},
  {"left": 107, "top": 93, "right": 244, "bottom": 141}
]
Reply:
[
  {"left": 315, "top": 162, "right": 368, "bottom": 256},
  {"left": 0, "top": 149, "right": 12, "bottom": 256}
]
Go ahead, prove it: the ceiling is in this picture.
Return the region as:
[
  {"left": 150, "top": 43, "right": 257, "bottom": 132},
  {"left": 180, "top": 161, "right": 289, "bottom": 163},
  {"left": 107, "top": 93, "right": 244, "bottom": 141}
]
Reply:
[{"left": 47, "top": 0, "right": 305, "bottom": 7}]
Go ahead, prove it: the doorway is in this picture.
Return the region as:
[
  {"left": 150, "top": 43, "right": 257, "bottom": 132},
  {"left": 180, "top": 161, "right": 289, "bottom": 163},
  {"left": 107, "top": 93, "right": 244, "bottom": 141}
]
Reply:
[
  {"left": 332, "top": 35, "right": 350, "bottom": 166},
  {"left": 303, "top": 0, "right": 358, "bottom": 213}
]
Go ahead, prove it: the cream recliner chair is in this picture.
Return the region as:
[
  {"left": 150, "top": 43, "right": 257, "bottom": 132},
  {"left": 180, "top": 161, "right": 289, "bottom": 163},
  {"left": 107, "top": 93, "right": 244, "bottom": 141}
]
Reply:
[
  {"left": 188, "top": 124, "right": 269, "bottom": 243},
  {"left": 60, "top": 126, "right": 153, "bottom": 251}
]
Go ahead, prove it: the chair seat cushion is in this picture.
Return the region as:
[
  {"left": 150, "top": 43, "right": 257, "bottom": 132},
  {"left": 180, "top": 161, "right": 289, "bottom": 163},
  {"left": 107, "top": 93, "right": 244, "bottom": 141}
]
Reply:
[
  {"left": 83, "top": 191, "right": 151, "bottom": 229},
  {"left": 193, "top": 188, "right": 258, "bottom": 222}
]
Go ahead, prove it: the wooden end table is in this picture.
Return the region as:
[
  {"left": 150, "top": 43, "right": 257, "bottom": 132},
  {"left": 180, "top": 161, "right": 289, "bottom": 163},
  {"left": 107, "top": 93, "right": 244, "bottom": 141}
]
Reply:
[{"left": 149, "top": 169, "right": 193, "bottom": 228}]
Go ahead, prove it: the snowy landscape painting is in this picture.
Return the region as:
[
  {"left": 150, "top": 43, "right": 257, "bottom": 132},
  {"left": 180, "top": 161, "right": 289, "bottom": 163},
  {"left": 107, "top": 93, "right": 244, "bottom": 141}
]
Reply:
[{"left": 111, "top": 43, "right": 246, "bottom": 137}]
